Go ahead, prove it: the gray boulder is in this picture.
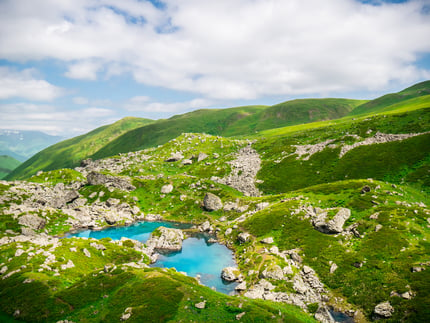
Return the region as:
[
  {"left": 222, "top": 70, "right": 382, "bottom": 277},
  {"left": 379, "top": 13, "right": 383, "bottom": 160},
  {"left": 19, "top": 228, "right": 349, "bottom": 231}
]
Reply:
[
  {"left": 165, "top": 152, "right": 184, "bottom": 162},
  {"left": 203, "top": 193, "right": 223, "bottom": 211},
  {"left": 197, "top": 153, "right": 208, "bottom": 162},
  {"left": 237, "top": 232, "right": 251, "bottom": 243},
  {"left": 374, "top": 301, "right": 394, "bottom": 318},
  {"left": 18, "top": 214, "right": 46, "bottom": 230},
  {"left": 313, "top": 208, "right": 351, "bottom": 234}
]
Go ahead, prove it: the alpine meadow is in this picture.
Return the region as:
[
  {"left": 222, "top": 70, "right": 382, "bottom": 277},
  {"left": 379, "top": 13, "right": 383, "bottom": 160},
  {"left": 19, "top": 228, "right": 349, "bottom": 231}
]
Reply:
[{"left": 1, "top": 81, "right": 430, "bottom": 322}]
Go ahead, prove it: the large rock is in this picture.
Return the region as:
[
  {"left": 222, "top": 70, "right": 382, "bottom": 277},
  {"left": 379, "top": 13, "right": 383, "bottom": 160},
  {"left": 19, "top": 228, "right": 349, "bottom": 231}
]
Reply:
[
  {"left": 260, "top": 265, "right": 284, "bottom": 280},
  {"left": 18, "top": 214, "right": 46, "bottom": 230},
  {"left": 203, "top": 193, "right": 223, "bottom": 211},
  {"left": 313, "top": 208, "right": 351, "bottom": 234},
  {"left": 146, "top": 226, "right": 185, "bottom": 252},
  {"left": 165, "top": 152, "right": 184, "bottom": 162},
  {"left": 161, "top": 184, "right": 173, "bottom": 194},
  {"left": 237, "top": 232, "right": 251, "bottom": 243},
  {"left": 374, "top": 301, "right": 394, "bottom": 318},
  {"left": 221, "top": 267, "right": 242, "bottom": 282}
]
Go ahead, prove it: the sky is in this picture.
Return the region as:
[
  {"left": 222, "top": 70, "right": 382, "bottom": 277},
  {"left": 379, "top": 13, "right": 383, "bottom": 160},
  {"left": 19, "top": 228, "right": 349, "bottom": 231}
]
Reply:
[{"left": 0, "top": 0, "right": 429, "bottom": 138}]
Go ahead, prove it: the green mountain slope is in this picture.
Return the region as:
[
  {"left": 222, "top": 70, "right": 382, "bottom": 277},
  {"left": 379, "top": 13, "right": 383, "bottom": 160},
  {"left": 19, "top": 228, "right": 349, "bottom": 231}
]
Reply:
[
  {"left": 255, "top": 105, "right": 430, "bottom": 194},
  {"left": 93, "top": 99, "right": 362, "bottom": 160},
  {"left": 6, "top": 117, "right": 153, "bottom": 181},
  {"left": 7, "top": 98, "right": 361, "bottom": 180},
  {"left": 349, "top": 80, "right": 430, "bottom": 116},
  {"left": 0, "top": 155, "right": 21, "bottom": 179}
]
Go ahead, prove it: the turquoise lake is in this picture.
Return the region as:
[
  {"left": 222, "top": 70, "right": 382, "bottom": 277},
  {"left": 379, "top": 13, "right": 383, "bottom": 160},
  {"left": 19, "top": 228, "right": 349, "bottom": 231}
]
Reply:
[{"left": 69, "top": 221, "right": 238, "bottom": 294}]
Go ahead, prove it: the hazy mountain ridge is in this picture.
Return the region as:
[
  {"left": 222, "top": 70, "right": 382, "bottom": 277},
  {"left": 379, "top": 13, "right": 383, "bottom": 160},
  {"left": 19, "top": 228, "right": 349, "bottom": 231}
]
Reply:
[{"left": 0, "top": 129, "right": 63, "bottom": 162}]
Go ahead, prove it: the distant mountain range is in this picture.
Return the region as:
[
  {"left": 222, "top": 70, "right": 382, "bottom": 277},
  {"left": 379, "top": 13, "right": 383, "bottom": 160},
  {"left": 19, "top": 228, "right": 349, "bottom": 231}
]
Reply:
[
  {"left": 0, "top": 129, "right": 63, "bottom": 162},
  {"left": 0, "top": 130, "right": 65, "bottom": 179}
]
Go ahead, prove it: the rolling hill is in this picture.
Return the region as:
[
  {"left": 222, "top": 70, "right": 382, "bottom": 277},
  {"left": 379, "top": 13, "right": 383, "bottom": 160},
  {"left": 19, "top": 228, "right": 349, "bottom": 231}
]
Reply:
[
  {"left": 0, "top": 155, "right": 21, "bottom": 179},
  {"left": 349, "top": 80, "right": 430, "bottom": 116}
]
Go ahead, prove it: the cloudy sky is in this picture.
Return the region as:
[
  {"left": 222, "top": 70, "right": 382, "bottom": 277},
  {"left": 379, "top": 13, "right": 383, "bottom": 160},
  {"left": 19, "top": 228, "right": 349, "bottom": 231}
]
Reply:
[{"left": 1, "top": 0, "right": 429, "bottom": 138}]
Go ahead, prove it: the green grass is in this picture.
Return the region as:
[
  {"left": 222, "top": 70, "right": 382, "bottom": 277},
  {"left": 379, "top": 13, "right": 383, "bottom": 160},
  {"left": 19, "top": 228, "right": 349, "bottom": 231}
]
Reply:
[{"left": 0, "top": 155, "right": 21, "bottom": 179}]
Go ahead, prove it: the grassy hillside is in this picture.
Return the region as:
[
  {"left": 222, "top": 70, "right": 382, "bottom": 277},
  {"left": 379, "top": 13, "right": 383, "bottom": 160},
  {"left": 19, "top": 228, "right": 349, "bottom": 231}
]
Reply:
[
  {"left": 6, "top": 117, "right": 153, "bottom": 181},
  {"left": 0, "top": 155, "right": 21, "bottom": 179},
  {"left": 254, "top": 104, "right": 430, "bottom": 194},
  {"left": 93, "top": 99, "right": 362, "bottom": 160},
  {"left": 349, "top": 80, "right": 430, "bottom": 116}
]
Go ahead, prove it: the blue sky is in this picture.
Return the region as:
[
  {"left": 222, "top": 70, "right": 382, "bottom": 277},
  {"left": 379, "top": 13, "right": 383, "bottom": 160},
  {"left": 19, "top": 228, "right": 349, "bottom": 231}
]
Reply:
[{"left": 0, "top": 0, "right": 429, "bottom": 137}]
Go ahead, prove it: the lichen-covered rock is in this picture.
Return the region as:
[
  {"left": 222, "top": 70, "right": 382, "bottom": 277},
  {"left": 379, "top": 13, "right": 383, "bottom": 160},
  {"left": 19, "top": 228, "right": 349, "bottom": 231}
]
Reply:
[
  {"left": 221, "top": 267, "right": 242, "bottom": 282},
  {"left": 146, "top": 226, "right": 185, "bottom": 252},
  {"left": 374, "top": 301, "right": 394, "bottom": 318},
  {"left": 203, "top": 193, "right": 223, "bottom": 211}
]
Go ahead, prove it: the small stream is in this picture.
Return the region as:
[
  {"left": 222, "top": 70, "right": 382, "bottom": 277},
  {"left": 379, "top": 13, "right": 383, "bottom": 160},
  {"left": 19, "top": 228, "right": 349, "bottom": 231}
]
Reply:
[{"left": 68, "top": 221, "right": 238, "bottom": 294}]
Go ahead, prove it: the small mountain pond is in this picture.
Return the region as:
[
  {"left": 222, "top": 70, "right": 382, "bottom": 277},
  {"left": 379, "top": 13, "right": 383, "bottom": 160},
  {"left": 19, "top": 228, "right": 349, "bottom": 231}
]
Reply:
[{"left": 68, "top": 221, "right": 238, "bottom": 294}]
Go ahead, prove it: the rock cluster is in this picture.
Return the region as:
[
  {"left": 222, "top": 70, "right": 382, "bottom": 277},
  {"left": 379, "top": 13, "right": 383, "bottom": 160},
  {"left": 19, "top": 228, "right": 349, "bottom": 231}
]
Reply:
[
  {"left": 214, "top": 144, "right": 261, "bottom": 197},
  {"left": 146, "top": 227, "right": 185, "bottom": 252},
  {"left": 86, "top": 171, "right": 135, "bottom": 191}
]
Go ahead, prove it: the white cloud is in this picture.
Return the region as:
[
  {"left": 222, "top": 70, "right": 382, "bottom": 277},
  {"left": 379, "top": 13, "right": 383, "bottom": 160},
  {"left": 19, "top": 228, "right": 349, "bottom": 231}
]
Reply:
[
  {"left": 0, "top": 102, "right": 116, "bottom": 136},
  {"left": 73, "top": 96, "right": 89, "bottom": 105},
  {"left": 122, "top": 96, "right": 214, "bottom": 118},
  {"left": 0, "top": 0, "right": 429, "bottom": 99},
  {"left": 65, "top": 60, "right": 103, "bottom": 80},
  {"left": 0, "top": 67, "right": 64, "bottom": 101}
]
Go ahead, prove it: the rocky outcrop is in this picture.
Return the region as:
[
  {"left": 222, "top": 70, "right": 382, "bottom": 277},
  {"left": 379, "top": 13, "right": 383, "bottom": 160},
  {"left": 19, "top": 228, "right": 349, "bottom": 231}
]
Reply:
[
  {"left": 340, "top": 131, "right": 430, "bottom": 157},
  {"left": 146, "top": 227, "right": 185, "bottom": 252},
  {"left": 260, "top": 265, "right": 284, "bottom": 280},
  {"left": 18, "top": 214, "right": 46, "bottom": 230},
  {"left": 292, "top": 131, "right": 430, "bottom": 160},
  {"left": 203, "top": 193, "right": 223, "bottom": 211},
  {"left": 221, "top": 267, "right": 242, "bottom": 282},
  {"left": 87, "top": 172, "right": 136, "bottom": 191},
  {"left": 310, "top": 207, "right": 351, "bottom": 234},
  {"left": 214, "top": 144, "right": 261, "bottom": 197}
]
